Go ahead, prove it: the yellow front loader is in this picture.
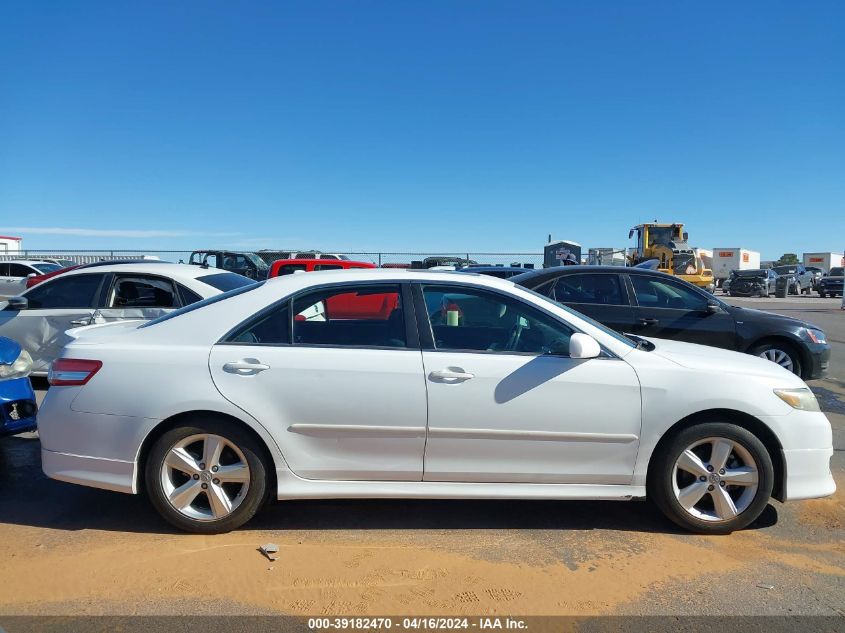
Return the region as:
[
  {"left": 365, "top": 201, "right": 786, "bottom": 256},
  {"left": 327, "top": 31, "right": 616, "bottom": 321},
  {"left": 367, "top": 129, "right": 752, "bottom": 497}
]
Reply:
[{"left": 628, "top": 223, "right": 715, "bottom": 292}]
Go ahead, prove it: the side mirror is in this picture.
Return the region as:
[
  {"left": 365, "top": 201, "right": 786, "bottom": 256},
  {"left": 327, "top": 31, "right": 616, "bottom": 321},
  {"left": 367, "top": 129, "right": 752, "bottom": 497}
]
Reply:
[
  {"left": 6, "top": 296, "right": 28, "bottom": 311},
  {"left": 706, "top": 300, "right": 720, "bottom": 314},
  {"left": 26, "top": 273, "right": 36, "bottom": 278},
  {"left": 569, "top": 333, "right": 601, "bottom": 359}
]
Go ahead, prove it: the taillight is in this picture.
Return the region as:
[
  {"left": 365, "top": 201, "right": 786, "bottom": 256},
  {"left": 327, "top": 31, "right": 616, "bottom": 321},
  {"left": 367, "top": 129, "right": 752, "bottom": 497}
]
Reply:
[{"left": 48, "top": 359, "right": 103, "bottom": 386}]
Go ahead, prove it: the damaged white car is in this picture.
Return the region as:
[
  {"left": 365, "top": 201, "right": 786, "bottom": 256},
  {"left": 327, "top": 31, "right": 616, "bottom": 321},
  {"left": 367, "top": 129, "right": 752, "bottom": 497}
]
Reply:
[{"left": 0, "top": 263, "right": 255, "bottom": 375}]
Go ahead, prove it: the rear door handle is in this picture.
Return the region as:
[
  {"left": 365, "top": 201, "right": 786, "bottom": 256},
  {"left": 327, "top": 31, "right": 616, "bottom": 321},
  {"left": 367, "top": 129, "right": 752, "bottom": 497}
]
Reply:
[
  {"left": 223, "top": 360, "right": 270, "bottom": 374},
  {"left": 429, "top": 368, "right": 474, "bottom": 382},
  {"left": 638, "top": 318, "right": 659, "bottom": 326}
]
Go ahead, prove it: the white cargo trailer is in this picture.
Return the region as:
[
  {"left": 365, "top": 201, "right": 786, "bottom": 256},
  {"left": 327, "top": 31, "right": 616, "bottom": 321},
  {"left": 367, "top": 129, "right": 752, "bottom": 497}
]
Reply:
[
  {"left": 711, "top": 248, "right": 761, "bottom": 286},
  {"left": 803, "top": 252, "right": 845, "bottom": 274}
]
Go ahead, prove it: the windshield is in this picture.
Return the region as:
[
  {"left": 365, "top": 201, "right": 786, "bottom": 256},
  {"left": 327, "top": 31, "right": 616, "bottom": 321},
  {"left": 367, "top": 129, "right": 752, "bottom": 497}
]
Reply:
[
  {"left": 519, "top": 285, "right": 636, "bottom": 349},
  {"left": 773, "top": 266, "right": 798, "bottom": 275},
  {"left": 32, "top": 263, "right": 62, "bottom": 273},
  {"left": 197, "top": 272, "right": 257, "bottom": 292},
  {"left": 733, "top": 269, "right": 767, "bottom": 277},
  {"left": 829, "top": 267, "right": 844, "bottom": 277},
  {"left": 646, "top": 226, "right": 677, "bottom": 247},
  {"left": 245, "top": 253, "right": 269, "bottom": 270},
  {"left": 140, "top": 281, "right": 264, "bottom": 328}
]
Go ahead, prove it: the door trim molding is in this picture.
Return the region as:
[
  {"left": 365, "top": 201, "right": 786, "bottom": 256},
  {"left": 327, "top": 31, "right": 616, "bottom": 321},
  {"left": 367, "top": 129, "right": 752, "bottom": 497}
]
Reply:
[
  {"left": 427, "top": 427, "right": 638, "bottom": 443},
  {"left": 288, "top": 423, "right": 426, "bottom": 438}
]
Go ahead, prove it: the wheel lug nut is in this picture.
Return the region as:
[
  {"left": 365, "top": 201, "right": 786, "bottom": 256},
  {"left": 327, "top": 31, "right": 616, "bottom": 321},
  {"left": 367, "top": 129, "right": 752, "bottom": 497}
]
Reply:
[
  {"left": 699, "top": 476, "right": 707, "bottom": 481},
  {"left": 213, "top": 478, "right": 220, "bottom": 485},
  {"left": 192, "top": 474, "right": 199, "bottom": 480},
  {"left": 707, "top": 485, "right": 715, "bottom": 491},
  {"left": 201, "top": 483, "right": 208, "bottom": 490},
  {"left": 212, "top": 466, "right": 219, "bottom": 472},
  {"left": 707, "top": 465, "right": 714, "bottom": 472},
  {"left": 720, "top": 481, "right": 726, "bottom": 487},
  {"left": 199, "top": 463, "right": 206, "bottom": 470},
  {"left": 719, "top": 469, "right": 725, "bottom": 475}
]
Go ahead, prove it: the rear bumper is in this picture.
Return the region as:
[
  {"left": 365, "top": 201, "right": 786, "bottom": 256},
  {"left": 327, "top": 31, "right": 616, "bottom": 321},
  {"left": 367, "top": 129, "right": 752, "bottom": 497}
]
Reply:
[
  {"left": 781, "top": 447, "right": 836, "bottom": 501},
  {"left": 41, "top": 448, "right": 135, "bottom": 494}
]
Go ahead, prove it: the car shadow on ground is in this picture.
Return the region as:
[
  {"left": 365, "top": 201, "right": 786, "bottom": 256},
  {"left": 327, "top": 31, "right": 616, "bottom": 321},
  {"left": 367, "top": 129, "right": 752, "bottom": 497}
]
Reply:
[{"left": 0, "top": 434, "right": 779, "bottom": 536}]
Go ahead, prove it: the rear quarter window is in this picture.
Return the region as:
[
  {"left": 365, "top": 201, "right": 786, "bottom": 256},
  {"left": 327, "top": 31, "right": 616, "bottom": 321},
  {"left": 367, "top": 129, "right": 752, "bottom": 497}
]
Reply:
[{"left": 196, "top": 272, "right": 256, "bottom": 292}]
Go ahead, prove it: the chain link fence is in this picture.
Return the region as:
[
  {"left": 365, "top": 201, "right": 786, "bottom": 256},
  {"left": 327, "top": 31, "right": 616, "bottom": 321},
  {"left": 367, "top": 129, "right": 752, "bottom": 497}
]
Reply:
[{"left": 0, "top": 250, "right": 545, "bottom": 269}]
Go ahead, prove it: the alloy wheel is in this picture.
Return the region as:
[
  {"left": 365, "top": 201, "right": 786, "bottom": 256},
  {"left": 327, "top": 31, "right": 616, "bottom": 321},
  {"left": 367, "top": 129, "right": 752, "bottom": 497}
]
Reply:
[
  {"left": 757, "top": 348, "right": 794, "bottom": 372},
  {"left": 160, "top": 433, "right": 251, "bottom": 521},
  {"left": 672, "top": 437, "right": 759, "bottom": 522}
]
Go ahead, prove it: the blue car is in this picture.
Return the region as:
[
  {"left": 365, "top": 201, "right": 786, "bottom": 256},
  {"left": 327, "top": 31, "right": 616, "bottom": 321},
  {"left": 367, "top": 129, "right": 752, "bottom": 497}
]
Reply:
[{"left": 0, "top": 336, "right": 37, "bottom": 436}]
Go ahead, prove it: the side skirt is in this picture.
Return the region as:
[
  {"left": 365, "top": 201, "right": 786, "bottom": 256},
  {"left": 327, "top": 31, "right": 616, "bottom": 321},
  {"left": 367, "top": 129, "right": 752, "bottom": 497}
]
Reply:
[{"left": 275, "top": 469, "right": 646, "bottom": 501}]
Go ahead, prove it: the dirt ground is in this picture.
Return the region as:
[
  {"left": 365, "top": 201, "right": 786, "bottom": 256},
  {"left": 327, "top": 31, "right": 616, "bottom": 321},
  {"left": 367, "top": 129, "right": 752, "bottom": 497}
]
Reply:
[{"left": 1, "top": 297, "right": 843, "bottom": 617}]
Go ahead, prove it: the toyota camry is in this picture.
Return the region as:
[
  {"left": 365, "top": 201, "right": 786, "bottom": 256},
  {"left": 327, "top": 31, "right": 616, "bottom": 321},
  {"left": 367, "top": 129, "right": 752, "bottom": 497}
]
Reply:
[{"left": 37, "top": 270, "right": 835, "bottom": 534}]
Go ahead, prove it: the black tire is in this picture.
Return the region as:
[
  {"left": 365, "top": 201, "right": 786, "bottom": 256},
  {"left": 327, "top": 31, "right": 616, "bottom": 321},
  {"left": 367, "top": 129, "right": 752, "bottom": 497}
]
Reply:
[
  {"left": 819, "top": 291, "right": 826, "bottom": 298},
  {"left": 749, "top": 340, "right": 802, "bottom": 376},
  {"left": 648, "top": 422, "right": 774, "bottom": 535},
  {"left": 145, "top": 419, "right": 270, "bottom": 534}
]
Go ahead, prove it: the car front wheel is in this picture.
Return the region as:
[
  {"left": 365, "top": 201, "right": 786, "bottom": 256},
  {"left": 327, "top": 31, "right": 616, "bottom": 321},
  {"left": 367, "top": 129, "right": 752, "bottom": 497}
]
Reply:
[
  {"left": 145, "top": 420, "right": 269, "bottom": 534},
  {"left": 648, "top": 423, "right": 774, "bottom": 534},
  {"left": 749, "top": 341, "right": 802, "bottom": 376}
]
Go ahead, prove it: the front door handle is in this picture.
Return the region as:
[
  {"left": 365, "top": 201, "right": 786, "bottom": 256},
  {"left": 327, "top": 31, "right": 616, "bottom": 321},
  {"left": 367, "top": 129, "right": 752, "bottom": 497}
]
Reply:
[
  {"left": 429, "top": 368, "right": 474, "bottom": 382},
  {"left": 638, "top": 318, "right": 659, "bottom": 326},
  {"left": 223, "top": 360, "right": 271, "bottom": 374},
  {"left": 70, "top": 318, "right": 92, "bottom": 326}
]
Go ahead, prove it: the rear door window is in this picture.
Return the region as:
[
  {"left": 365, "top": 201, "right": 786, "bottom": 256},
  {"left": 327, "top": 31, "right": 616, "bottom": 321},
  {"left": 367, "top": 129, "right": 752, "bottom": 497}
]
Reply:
[
  {"left": 278, "top": 264, "right": 308, "bottom": 276},
  {"left": 24, "top": 274, "right": 104, "bottom": 309},
  {"left": 549, "top": 273, "right": 626, "bottom": 305},
  {"left": 291, "top": 284, "right": 406, "bottom": 348}
]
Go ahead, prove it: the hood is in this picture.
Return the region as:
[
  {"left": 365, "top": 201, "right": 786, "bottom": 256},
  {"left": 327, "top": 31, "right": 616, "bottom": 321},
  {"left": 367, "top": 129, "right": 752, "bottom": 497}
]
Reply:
[
  {"left": 725, "top": 305, "right": 819, "bottom": 331},
  {"left": 646, "top": 337, "right": 805, "bottom": 384},
  {"left": 0, "top": 336, "right": 22, "bottom": 364}
]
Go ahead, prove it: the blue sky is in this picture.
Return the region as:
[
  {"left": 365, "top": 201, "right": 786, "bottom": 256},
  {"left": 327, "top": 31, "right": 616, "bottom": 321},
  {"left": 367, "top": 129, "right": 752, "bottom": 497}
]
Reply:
[{"left": 1, "top": 1, "right": 842, "bottom": 259}]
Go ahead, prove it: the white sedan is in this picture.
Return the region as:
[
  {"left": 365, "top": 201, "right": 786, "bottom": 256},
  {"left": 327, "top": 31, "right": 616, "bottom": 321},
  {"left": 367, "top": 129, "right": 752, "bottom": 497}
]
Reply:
[
  {"left": 37, "top": 270, "right": 835, "bottom": 534},
  {"left": 0, "top": 262, "right": 255, "bottom": 375}
]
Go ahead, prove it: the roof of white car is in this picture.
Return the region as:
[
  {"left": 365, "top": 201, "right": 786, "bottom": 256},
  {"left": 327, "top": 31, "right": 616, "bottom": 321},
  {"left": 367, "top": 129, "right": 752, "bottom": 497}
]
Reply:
[
  {"left": 260, "top": 267, "right": 514, "bottom": 294},
  {"left": 61, "top": 262, "right": 233, "bottom": 281},
  {"left": 3, "top": 259, "right": 58, "bottom": 266}
]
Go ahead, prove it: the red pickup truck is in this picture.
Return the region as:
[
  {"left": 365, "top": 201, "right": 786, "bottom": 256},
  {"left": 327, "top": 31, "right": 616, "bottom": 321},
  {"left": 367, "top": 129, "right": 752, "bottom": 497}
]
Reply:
[{"left": 268, "top": 258, "right": 376, "bottom": 278}]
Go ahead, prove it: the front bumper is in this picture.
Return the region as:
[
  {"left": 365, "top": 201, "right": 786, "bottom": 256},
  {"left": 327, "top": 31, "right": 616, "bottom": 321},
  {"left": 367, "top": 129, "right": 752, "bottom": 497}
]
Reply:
[
  {"left": 0, "top": 376, "right": 37, "bottom": 436},
  {"left": 805, "top": 342, "right": 831, "bottom": 379},
  {"left": 781, "top": 447, "right": 836, "bottom": 501},
  {"left": 819, "top": 282, "right": 844, "bottom": 294}
]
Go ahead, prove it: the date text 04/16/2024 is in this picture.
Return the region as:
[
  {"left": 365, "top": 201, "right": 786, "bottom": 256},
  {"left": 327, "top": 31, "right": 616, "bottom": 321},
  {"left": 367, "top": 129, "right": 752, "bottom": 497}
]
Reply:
[{"left": 308, "top": 618, "right": 528, "bottom": 630}]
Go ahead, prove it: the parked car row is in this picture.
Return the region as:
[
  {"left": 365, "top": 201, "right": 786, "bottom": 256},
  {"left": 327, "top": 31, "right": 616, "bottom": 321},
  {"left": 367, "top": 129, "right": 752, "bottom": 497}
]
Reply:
[
  {"left": 36, "top": 269, "right": 835, "bottom": 536},
  {"left": 0, "top": 263, "right": 255, "bottom": 375},
  {"left": 718, "top": 263, "right": 841, "bottom": 298}
]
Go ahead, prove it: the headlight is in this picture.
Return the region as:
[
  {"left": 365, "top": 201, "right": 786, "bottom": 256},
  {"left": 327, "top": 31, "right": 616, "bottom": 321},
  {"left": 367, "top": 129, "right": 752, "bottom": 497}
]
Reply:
[
  {"left": 805, "top": 328, "right": 827, "bottom": 344},
  {"left": 0, "top": 349, "right": 33, "bottom": 380},
  {"left": 773, "top": 388, "right": 820, "bottom": 412}
]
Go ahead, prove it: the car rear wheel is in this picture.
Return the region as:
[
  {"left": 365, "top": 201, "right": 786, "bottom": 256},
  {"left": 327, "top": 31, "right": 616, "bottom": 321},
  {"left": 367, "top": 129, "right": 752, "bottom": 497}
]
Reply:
[
  {"left": 648, "top": 423, "right": 773, "bottom": 534},
  {"left": 145, "top": 420, "right": 269, "bottom": 534},
  {"left": 819, "top": 291, "right": 827, "bottom": 298},
  {"left": 749, "top": 341, "right": 802, "bottom": 376}
]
